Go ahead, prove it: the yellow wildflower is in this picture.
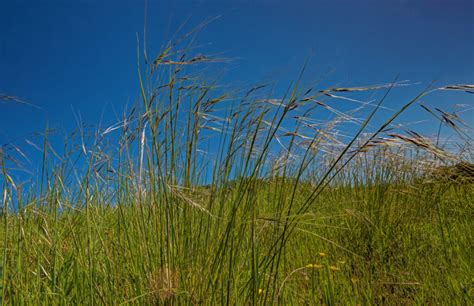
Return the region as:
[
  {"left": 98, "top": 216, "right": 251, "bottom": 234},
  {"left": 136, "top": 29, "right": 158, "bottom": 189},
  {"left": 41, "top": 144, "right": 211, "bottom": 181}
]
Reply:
[
  {"left": 318, "top": 252, "right": 326, "bottom": 257},
  {"left": 306, "top": 263, "right": 323, "bottom": 269},
  {"left": 258, "top": 288, "right": 264, "bottom": 295},
  {"left": 329, "top": 265, "right": 340, "bottom": 271}
]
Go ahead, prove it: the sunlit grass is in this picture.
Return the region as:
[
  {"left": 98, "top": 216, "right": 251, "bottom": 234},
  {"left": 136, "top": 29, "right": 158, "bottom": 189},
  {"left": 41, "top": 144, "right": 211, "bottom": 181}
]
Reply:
[{"left": 0, "top": 29, "right": 472, "bottom": 304}]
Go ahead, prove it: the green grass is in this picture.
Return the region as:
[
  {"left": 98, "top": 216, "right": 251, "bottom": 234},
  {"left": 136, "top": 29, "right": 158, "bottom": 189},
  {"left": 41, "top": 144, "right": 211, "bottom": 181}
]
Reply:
[
  {"left": 1, "top": 177, "right": 472, "bottom": 304},
  {"left": 1, "top": 33, "right": 473, "bottom": 304}
]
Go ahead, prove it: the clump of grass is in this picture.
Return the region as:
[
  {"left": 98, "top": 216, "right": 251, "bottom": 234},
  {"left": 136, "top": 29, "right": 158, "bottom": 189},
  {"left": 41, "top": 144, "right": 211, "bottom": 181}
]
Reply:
[
  {"left": 148, "top": 266, "right": 179, "bottom": 304},
  {"left": 0, "top": 26, "right": 472, "bottom": 305},
  {"left": 430, "top": 161, "right": 474, "bottom": 183}
]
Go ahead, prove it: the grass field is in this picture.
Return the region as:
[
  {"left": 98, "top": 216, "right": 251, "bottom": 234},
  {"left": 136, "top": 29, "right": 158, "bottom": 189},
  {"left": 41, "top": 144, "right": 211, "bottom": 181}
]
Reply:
[{"left": 1, "top": 36, "right": 473, "bottom": 304}]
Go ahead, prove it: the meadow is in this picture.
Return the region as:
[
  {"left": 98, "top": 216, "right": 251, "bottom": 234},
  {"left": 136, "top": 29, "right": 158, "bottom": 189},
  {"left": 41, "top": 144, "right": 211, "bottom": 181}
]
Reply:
[{"left": 1, "top": 33, "right": 473, "bottom": 305}]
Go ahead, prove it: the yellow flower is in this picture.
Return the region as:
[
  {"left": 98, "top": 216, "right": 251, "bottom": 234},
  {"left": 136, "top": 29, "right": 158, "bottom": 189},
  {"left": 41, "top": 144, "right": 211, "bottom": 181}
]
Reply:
[
  {"left": 258, "top": 288, "right": 264, "bottom": 295},
  {"left": 318, "top": 252, "right": 326, "bottom": 257},
  {"left": 306, "top": 263, "right": 323, "bottom": 269},
  {"left": 329, "top": 265, "right": 340, "bottom": 271},
  {"left": 351, "top": 277, "right": 358, "bottom": 283}
]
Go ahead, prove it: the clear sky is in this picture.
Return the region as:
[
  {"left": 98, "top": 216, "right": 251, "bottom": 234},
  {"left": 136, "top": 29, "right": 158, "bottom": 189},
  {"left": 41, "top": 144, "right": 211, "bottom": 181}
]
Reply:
[{"left": 1, "top": 0, "right": 473, "bottom": 149}]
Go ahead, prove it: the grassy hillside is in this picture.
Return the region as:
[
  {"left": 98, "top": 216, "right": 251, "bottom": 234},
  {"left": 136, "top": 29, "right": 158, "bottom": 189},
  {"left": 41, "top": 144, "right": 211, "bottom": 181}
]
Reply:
[{"left": 1, "top": 174, "right": 472, "bottom": 304}]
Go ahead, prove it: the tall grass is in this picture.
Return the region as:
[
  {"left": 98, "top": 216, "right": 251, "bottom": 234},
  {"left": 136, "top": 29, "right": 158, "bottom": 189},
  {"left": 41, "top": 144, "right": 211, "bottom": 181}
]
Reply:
[{"left": 0, "top": 31, "right": 472, "bottom": 304}]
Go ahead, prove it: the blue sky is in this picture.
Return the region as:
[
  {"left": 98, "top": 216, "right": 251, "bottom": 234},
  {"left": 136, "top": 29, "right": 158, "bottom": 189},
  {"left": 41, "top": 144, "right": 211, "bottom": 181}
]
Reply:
[{"left": 1, "top": 0, "right": 473, "bottom": 151}]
